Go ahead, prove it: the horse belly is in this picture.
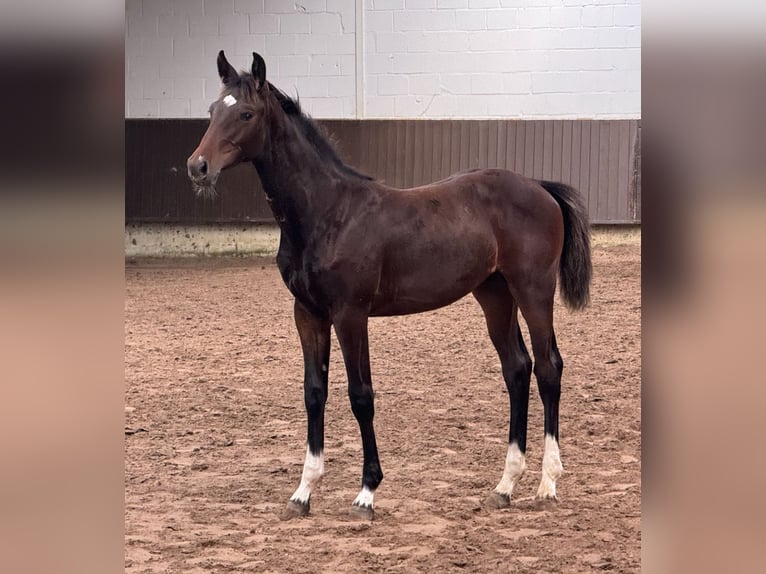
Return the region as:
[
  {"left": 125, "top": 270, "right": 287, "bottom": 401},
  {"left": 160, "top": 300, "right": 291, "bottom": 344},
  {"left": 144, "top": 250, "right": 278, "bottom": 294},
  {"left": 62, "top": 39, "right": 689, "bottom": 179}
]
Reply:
[{"left": 370, "top": 245, "right": 495, "bottom": 316}]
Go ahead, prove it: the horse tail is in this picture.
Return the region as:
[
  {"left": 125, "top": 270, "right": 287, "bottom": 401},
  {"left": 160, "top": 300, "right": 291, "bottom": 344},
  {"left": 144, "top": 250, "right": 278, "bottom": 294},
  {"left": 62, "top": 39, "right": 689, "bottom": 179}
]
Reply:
[{"left": 540, "top": 180, "right": 592, "bottom": 311}]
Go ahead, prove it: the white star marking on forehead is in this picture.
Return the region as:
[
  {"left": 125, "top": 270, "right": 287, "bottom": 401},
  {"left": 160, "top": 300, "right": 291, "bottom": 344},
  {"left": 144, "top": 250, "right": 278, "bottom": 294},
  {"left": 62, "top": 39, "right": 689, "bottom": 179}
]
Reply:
[{"left": 223, "top": 94, "right": 237, "bottom": 107}]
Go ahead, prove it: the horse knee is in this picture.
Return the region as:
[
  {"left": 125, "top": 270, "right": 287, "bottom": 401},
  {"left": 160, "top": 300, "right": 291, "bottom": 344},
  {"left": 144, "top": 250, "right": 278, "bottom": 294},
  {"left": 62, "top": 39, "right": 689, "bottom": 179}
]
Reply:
[
  {"left": 534, "top": 360, "right": 562, "bottom": 399},
  {"left": 349, "top": 386, "right": 375, "bottom": 420},
  {"left": 503, "top": 352, "right": 532, "bottom": 388},
  {"left": 305, "top": 385, "right": 327, "bottom": 417}
]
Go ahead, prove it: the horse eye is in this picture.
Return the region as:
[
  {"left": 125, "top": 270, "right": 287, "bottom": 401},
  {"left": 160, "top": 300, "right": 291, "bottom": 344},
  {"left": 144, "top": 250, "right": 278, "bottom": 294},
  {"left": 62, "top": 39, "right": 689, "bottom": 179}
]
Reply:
[{"left": 240, "top": 112, "right": 253, "bottom": 121}]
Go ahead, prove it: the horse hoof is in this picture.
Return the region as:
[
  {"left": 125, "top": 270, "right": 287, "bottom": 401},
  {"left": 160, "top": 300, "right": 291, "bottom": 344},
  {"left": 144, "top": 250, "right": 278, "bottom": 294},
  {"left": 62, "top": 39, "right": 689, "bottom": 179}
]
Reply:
[
  {"left": 485, "top": 491, "right": 511, "bottom": 509},
  {"left": 533, "top": 495, "right": 558, "bottom": 510},
  {"left": 281, "top": 499, "right": 310, "bottom": 520},
  {"left": 350, "top": 503, "right": 374, "bottom": 521}
]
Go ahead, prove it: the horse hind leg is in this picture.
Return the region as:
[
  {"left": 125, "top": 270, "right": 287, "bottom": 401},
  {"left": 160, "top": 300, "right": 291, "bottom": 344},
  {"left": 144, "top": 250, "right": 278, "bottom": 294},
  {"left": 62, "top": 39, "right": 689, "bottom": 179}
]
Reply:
[
  {"left": 514, "top": 277, "right": 565, "bottom": 504},
  {"left": 472, "top": 273, "right": 533, "bottom": 508}
]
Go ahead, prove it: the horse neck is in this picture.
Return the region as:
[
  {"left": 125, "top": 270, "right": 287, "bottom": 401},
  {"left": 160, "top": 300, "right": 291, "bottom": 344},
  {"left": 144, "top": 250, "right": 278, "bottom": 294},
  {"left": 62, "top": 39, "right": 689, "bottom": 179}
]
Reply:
[{"left": 253, "top": 111, "right": 345, "bottom": 251}]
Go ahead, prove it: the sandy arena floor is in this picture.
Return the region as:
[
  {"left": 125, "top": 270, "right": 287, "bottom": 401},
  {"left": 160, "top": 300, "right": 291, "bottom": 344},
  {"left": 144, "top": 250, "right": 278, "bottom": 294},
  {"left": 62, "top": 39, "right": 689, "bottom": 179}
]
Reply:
[{"left": 125, "top": 239, "right": 640, "bottom": 573}]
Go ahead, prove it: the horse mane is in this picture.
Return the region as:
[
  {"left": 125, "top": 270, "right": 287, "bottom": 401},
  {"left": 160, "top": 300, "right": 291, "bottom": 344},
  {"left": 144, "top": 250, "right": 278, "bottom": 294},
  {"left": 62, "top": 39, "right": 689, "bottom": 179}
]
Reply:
[{"left": 234, "top": 73, "right": 373, "bottom": 181}]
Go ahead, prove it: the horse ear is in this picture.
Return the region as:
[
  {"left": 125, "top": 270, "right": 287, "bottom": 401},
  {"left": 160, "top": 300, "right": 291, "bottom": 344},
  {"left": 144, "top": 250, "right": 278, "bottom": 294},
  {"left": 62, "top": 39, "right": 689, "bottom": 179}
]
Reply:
[
  {"left": 217, "top": 50, "right": 238, "bottom": 85},
  {"left": 251, "top": 52, "right": 267, "bottom": 91}
]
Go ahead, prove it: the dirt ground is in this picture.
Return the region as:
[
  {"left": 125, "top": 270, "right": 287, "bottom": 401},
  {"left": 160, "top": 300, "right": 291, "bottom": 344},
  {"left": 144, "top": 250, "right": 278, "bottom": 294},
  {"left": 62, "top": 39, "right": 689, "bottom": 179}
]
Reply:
[{"left": 125, "top": 239, "right": 640, "bottom": 573}]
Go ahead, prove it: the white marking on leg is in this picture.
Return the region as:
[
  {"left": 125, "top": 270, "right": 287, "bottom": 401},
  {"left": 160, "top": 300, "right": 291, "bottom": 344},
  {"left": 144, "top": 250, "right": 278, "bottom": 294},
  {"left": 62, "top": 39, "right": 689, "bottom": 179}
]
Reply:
[
  {"left": 353, "top": 486, "right": 374, "bottom": 508},
  {"left": 321, "top": 363, "right": 327, "bottom": 372},
  {"left": 290, "top": 446, "right": 324, "bottom": 504},
  {"left": 223, "top": 94, "right": 237, "bottom": 107},
  {"left": 494, "top": 442, "right": 527, "bottom": 497},
  {"left": 536, "top": 434, "right": 563, "bottom": 500}
]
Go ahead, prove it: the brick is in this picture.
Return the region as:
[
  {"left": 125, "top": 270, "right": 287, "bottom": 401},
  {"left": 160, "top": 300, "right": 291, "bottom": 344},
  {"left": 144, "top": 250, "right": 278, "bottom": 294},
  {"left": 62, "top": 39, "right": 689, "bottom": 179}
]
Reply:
[
  {"left": 406, "top": 0, "right": 436, "bottom": 8},
  {"left": 391, "top": 52, "right": 430, "bottom": 73},
  {"left": 279, "top": 55, "right": 310, "bottom": 76},
  {"left": 312, "top": 12, "right": 343, "bottom": 34},
  {"left": 128, "top": 99, "right": 160, "bottom": 117},
  {"left": 470, "top": 73, "right": 504, "bottom": 94},
  {"left": 306, "top": 97, "right": 345, "bottom": 118},
  {"left": 437, "top": 0, "right": 467, "bottom": 8},
  {"left": 468, "top": 0, "right": 499, "bottom": 7},
  {"left": 454, "top": 10, "right": 486, "bottom": 30},
  {"left": 128, "top": 15, "right": 158, "bottom": 37},
  {"left": 295, "top": 34, "right": 329, "bottom": 54},
  {"left": 281, "top": 13, "right": 311, "bottom": 33},
  {"left": 327, "top": 74, "right": 356, "bottom": 96},
  {"left": 310, "top": 55, "right": 342, "bottom": 75},
  {"left": 366, "top": 11, "right": 394, "bottom": 32},
  {"left": 365, "top": 96, "right": 394, "bottom": 117},
  {"left": 486, "top": 9, "right": 519, "bottom": 30},
  {"left": 204, "top": 0, "right": 234, "bottom": 15},
  {"left": 373, "top": 0, "right": 404, "bottom": 8},
  {"left": 295, "top": 0, "right": 327, "bottom": 11},
  {"left": 437, "top": 31, "right": 469, "bottom": 52},
  {"left": 467, "top": 30, "right": 511, "bottom": 52},
  {"left": 142, "top": 0, "right": 173, "bottom": 16},
  {"left": 173, "top": 0, "right": 205, "bottom": 15},
  {"left": 394, "top": 9, "right": 455, "bottom": 31},
  {"left": 129, "top": 56, "right": 160, "bottom": 79},
  {"left": 159, "top": 15, "right": 189, "bottom": 37},
  {"left": 326, "top": 34, "right": 356, "bottom": 55},
  {"left": 516, "top": 7, "right": 549, "bottom": 28},
  {"left": 327, "top": 0, "right": 355, "bottom": 29},
  {"left": 549, "top": 6, "right": 581, "bottom": 28},
  {"left": 485, "top": 95, "right": 523, "bottom": 117},
  {"left": 234, "top": 0, "right": 264, "bottom": 13},
  {"left": 126, "top": 0, "right": 141, "bottom": 18},
  {"left": 249, "top": 13, "right": 279, "bottom": 33},
  {"left": 365, "top": 53, "right": 394, "bottom": 74},
  {"left": 439, "top": 73, "right": 471, "bottom": 95},
  {"left": 189, "top": 15, "right": 219, "bottom": 36},
  {"left": 205, "top": 35, "right": 236, "bottom": 57},
  {"left": 376, "top": 74, "right": 408, "bottom": 95},
  {"left": 143, "top": 77, "right": 174, "bottom": 98},
  {"left": 266, "top": 34, "right": 296, "bottom": 55},
  {"left": 613, "top": 5, "right": 641, "bottom": 27},
  {"left": 340, "top": 55, "right": 355, "bottom": 74},
  {"left": 234, "top": 34, "right": 266, "bottom": 55},
  {"left": 174, "top": 77, "right": 206, "bottom": 100},
  {"left": 190, "top": 98, "right": 211, "bottom": 117},
  {"left": 297, "top": 76, "right": 329, "bottom": 97},
  {"left": 406, "top": 32, "right": 439, "bottom": 53},
  {"left": 504, "top": 72, "right": 531, "bottom": 93},
  {"left": 264, "top": 0, "right": 296, "bottom": 12},
  {"left": 422, "top": 94, "right": 457, "bottom": 118},
  {"left": 125, "top": 77, "right": 143, "bottom": 99},
  {"left": 409, "top": 73, "right": 439, "bottom": 94},
  {"left": 160, "top": 99, "right": 191, "bottom": 117},
  {"left": 581, "top": 6, "right": 613, "bottom": 27},
  {"left": 174, "top": 37, "right": 206, "bottom": 62},
  {"left": 141, "top": 37, "right": 173, "bottom": 58},
  {"left": 373, "top": 32, "right": 407, "bottom": 53},
  {"left": 219, "top": 14, "right": 250, "bottom": 35}
]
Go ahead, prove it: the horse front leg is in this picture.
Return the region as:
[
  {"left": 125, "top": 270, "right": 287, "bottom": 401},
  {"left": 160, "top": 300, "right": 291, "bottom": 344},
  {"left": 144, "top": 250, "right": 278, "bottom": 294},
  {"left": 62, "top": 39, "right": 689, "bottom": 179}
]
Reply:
[
  {"left": 283, "top": 300, "right": 331, "bottom": 519},
  {"left": 333, "top": 307, "right": 383, "bottom": 520}
]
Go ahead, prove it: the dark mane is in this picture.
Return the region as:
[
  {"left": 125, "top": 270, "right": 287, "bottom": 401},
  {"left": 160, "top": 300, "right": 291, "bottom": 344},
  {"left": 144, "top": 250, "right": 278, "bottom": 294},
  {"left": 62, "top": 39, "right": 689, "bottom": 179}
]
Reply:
[{"left": 235, "top": 73, "right": 373, "bottom": 181}]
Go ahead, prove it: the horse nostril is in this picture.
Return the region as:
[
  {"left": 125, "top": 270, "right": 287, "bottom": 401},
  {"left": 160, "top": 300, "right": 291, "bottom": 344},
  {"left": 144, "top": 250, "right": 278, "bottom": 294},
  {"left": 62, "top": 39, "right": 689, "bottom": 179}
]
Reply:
[{"left": 199, "top": 160, "right": 208, "bottom": 176}]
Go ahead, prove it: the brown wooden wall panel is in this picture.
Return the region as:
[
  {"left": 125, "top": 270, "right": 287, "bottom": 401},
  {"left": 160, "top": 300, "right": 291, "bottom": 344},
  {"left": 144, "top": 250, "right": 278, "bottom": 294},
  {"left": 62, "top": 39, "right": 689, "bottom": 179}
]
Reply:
[{"left": 126, "top": 118, "right": 641, "bottom": 224}]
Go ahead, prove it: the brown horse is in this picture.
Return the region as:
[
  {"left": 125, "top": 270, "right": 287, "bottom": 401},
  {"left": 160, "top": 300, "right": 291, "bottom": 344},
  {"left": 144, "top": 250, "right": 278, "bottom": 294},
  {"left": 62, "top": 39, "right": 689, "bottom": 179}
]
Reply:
[{"left": 188, "top": 51, "right": 592, "bottom": 520}]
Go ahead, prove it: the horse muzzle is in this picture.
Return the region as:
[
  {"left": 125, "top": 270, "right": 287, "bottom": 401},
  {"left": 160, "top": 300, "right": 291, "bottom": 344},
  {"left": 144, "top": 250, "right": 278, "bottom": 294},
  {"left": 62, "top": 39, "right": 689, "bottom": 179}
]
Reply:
[{"left": 187, "top": 154, "right": 211, "bottom": 183}]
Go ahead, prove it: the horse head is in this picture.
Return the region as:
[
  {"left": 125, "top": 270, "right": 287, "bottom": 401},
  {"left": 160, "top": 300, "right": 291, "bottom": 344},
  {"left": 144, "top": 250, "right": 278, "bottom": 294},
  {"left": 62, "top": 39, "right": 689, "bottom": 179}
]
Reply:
[{"left": 187, "top": 51, "right": 271, "bottom": 197}]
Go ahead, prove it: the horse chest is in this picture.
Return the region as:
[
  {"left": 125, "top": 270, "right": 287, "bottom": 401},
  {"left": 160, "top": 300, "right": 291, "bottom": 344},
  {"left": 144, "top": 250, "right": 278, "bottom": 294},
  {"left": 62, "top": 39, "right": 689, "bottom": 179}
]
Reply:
[{"left": 277, "top": 250, "right": 329, "bottom": 315}]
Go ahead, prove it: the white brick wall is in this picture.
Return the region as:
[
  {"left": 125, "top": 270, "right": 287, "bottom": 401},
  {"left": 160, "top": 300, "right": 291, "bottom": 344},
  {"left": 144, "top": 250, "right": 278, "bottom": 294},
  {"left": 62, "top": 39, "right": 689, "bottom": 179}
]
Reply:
[
  {"left": 126, "top": 0, "right": 356, "bottom": 118},
  {"left": 126, "top": 0, "right": 640, "bottom": 119}
]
